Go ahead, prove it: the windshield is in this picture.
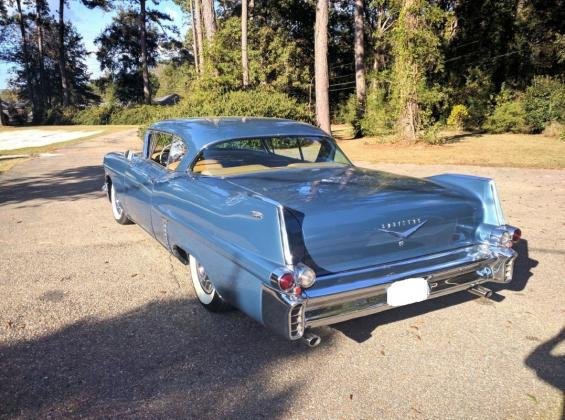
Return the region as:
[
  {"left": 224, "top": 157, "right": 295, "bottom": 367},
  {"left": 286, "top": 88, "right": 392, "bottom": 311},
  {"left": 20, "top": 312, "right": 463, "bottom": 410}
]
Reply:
[{"left": 192, "top": 136, "right": 352, "bottom": 176}]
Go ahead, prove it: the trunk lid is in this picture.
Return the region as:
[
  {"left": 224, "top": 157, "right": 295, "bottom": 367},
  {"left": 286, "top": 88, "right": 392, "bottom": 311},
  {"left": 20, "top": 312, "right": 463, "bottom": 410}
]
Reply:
[{"left": 226, "top": 166, "right": 483, "bottom": 273}]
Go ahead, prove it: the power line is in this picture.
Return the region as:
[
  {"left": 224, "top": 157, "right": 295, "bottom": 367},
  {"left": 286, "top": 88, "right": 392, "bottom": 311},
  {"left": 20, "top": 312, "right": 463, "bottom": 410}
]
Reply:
[
  {"left": 329, "top": 80, "right": 356, "bottom": 88},
  {"left": 329, "top": 86, "right": 356, "bottom": 93},
  {"left": 330, "top": 72, "right": 356, "bottom": 80}
]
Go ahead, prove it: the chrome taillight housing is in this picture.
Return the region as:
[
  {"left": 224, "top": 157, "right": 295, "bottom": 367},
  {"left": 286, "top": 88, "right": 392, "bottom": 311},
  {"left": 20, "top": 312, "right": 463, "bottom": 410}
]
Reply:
[
  {"left": 295, "top": 263, "right": 316, "bottom": 288},
  {"left": 488, "top": 225, "right": 521, "bottom": 248},
  {"left": 270, "top": 263, "right": 317, "bottom": 295}
]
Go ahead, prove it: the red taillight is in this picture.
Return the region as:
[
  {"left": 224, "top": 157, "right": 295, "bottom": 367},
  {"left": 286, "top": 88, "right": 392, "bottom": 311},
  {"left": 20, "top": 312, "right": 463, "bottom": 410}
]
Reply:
[
  {"left": 278, "top": 272, "right": 294, "bottom": 291},
  {"left": 512, "top": 229, "right": 521, "bottom": 243}
]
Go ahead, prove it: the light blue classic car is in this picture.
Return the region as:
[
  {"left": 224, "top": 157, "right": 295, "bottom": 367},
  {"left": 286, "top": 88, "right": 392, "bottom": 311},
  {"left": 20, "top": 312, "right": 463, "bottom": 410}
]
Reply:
[{"left": 103, "top": 117, "right": 521, "bottom": 346}]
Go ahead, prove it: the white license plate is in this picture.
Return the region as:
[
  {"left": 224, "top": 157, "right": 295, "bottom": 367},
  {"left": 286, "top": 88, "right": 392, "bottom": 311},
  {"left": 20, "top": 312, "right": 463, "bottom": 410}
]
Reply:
[{"left": 387, "top": 277, "right": 430, "bottom": 307}]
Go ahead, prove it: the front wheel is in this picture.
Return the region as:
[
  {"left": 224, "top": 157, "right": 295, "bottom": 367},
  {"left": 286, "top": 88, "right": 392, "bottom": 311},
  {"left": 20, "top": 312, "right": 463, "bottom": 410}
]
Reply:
[
  {"left": 110, "top": 184, "right": 132, "bottom": 225},
  {"left": 189, "top": 255, "right": 231, "bottom": 312}
]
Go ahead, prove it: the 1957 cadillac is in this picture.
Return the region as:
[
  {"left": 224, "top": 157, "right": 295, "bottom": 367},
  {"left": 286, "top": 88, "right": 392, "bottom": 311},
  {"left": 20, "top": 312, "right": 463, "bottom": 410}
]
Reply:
[{"left": 103, "top": 117, "right": 521, "bottom": 346}]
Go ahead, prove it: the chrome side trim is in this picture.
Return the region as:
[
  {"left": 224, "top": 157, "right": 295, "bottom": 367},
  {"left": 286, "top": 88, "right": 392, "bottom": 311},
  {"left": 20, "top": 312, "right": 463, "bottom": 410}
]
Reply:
[
  {"left": 276, "top": 205, "right": 293, "bottom": 266},
  {"left": 489, "top": 180, "right": 506, "bottom": 225}
]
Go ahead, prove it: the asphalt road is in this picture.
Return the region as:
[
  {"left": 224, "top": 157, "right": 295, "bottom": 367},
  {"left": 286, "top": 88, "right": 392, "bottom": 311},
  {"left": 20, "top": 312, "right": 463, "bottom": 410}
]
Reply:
[{"left": 0, "top": 129, "right": 563, "bottom": 419}]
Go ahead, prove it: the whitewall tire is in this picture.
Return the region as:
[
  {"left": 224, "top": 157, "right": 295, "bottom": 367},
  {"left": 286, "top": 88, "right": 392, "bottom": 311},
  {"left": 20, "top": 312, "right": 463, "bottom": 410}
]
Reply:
[
  {"left": 110, "top": 184, "right": 132, "bottom": 225},
  {"left": 189, "top": 255, "right": 230, "bottom": 312}
]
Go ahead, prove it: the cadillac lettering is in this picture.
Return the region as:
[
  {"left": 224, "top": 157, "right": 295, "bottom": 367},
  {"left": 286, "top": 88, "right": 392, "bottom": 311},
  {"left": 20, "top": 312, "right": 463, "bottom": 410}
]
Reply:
[{"left": 103, "top": 118, "right": 521, "bottom": 346}]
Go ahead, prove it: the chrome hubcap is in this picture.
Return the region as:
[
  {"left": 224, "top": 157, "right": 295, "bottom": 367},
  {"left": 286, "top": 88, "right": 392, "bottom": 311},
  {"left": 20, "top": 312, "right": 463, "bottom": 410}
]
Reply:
[{"left": 196, "top": 262, "right": 214, "bottom": 294}]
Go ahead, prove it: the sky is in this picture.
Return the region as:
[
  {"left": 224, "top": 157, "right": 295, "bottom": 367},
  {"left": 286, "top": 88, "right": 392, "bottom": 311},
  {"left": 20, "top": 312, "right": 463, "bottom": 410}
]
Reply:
[{"left": 0, "top": 0, "right": 187, "bottom": 90}]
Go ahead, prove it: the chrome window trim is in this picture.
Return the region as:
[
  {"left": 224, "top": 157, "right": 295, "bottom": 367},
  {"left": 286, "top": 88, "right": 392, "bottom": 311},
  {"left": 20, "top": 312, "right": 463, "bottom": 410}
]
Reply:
[{"left": 144, "top": 129, "right": 189, "bottom": 172}]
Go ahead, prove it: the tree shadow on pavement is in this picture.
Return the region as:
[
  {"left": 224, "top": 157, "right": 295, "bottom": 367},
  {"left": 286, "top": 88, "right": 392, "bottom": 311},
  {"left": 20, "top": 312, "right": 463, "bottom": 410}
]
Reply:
[
  {"left": 0, "top": 299, "right": 329, "bottom": 417},
  {"left": 333, "top": 239, "right": 537, "bottom": 343},
  {"left": 525, "top": 328, "right": 565, "bottom": 417},
  {"left": 0, "top": 165, "right": 104, "bottom": 206}
]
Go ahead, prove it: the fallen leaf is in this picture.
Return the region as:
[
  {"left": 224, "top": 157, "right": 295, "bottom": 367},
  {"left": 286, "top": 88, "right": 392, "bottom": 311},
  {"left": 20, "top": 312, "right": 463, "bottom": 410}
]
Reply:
[
  {"left": 525, "top": 336, "right": 541, "bottom": 342},
  {"left": 527, "top": 393, "right": 538, "bottom": 403},
  {"left": 131, "top": 273, "right": 138, "bottom": 278}
]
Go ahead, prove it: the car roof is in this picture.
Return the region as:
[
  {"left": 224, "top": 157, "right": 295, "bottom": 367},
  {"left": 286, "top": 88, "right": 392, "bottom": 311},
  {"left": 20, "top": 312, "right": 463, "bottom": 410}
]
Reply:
[{"left": 149, "top": 117, "right": 329, "bottom": 152}]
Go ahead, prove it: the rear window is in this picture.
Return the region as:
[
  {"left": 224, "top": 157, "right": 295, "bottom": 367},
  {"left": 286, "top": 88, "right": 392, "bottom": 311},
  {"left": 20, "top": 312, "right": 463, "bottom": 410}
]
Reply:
[{"left": 192, "top": 136, "right": 351, "bottom": 176}]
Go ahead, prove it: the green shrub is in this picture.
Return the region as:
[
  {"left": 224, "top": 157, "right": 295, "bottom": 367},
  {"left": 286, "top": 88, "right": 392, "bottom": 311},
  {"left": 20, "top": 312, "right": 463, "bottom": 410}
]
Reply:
[
  {"left": 72, "top": 89, "right": 313, "bottom": 126},
  {"left": 524, "top": 76, "right": 565, "bottom": 132},
  {"left": 453, "top": 68, "right": 494, "bottom": 127},
  {"left": 483, "top": 87, "right": 527, "bottom": 133},
  {"left": 73, "top": 103, "right": 119, "bottom": 125},
  {"left": 484, "top": 101, "right": 527, "bottom": 133},
  {"left": 44, "top": 106, "right": 79, "bottom": 125},
  {"left": 422, "top": 122, "right": 445, "bottom": 144},
  {"left": 334, "top": 95, "right": 357, "bottom": 125},
  {"left": 446, "top": 104, "right": 470, "bottom": 129},
  {"left": 361, "top": 88, "right": 395, "bottom": 136}
]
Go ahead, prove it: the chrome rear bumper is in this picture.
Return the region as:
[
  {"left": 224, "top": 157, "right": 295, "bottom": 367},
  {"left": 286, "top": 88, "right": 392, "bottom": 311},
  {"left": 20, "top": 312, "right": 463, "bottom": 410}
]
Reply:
[{"left": 261, "top": 244, "right": 517, "bottom": 340}]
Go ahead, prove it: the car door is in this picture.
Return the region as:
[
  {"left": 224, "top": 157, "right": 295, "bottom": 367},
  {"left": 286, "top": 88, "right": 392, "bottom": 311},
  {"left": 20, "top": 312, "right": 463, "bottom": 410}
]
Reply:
[
  {"left": 150, "top": 135, "right": 189, "bottom": 248},
  {"left": 123, "top": 130, "right": 173, "bottom": 233}
]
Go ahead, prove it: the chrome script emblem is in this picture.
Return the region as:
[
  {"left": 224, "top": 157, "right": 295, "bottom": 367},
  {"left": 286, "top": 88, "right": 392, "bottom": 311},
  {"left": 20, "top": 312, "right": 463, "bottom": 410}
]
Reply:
[{"left": 378, "top": 219, "right": 427, "bottom": 239}]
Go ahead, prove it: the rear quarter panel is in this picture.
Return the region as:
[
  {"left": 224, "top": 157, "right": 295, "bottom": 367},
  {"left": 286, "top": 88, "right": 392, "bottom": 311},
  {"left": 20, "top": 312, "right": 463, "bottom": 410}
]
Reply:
[{"left": 152, "top": 175, "right": 287, "bottom": 323}]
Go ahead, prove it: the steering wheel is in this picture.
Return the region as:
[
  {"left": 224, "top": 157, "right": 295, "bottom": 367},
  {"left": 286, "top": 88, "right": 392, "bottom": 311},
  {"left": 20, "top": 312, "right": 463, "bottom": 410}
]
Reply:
[{"left": 158, "top": 146, "right": 171, "bottom": 165}]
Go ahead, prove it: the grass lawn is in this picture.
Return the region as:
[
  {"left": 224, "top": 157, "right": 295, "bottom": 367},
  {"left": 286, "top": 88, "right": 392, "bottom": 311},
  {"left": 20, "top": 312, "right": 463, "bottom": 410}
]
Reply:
[
  {"left": 0, "top": 125, "right": 136, "bottom": 174},
  {"left": 335, "top": 126, "right": 565, "bottom": 169}
]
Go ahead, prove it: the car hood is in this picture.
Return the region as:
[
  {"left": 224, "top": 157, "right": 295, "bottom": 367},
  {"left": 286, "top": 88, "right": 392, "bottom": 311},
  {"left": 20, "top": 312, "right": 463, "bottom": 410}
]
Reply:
[{"left": 225, "top": 165, "right": 483, "bottom": 273}]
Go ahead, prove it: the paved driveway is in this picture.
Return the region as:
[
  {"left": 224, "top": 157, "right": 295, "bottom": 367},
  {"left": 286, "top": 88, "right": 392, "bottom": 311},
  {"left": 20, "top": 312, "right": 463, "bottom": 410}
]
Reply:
[{"left": 0, "top": 130, "right": 563, "bottom": 418}]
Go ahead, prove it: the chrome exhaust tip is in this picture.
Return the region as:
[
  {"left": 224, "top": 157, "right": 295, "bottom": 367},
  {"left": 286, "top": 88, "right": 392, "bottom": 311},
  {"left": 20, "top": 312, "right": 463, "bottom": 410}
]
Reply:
[
  {"left": 302, "top": 332, "right": 321, "bottom": 348},
  {"left": 468, "top": 285, "right": 493, "bottom": 298}
]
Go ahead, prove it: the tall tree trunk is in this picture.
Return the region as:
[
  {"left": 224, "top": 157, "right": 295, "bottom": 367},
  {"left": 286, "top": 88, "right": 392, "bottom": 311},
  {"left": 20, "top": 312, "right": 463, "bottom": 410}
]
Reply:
[
  {"left": 393, "top": 0, "right": 420, "bottom": 143},
  {"left": 15, "top": 0, "right": 37, "bottom": 121},
  {"left": 193, "top": 0, "right": 205, "bottom": 71},
  {"left": 314, "top": 0, "right": 331, "bottom": 134},
  {"left": 201, "top": 0, "right": 216, "bottom": 41},
  {"left": 35, "top": 0, "right": 46, "bottom": 117},
  {"left": 58, "top": 0, "right": 70, "bottom": 107},
  {"left": 189, "top": 0, "right": 200, "bottom": 74},
  {"left": 139, "top": 0, "right": 151, "bottom": 104},
  {"left": 353, "top": 0, "right": 366, "bottom": 116},
  {"left": 241, "top": 0, "right": 249, "bottom": 88}
]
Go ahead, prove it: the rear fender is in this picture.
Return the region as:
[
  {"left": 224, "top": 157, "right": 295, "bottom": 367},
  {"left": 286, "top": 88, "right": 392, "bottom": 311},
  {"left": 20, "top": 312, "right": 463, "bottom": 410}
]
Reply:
[{"left": 427, "top": 174, "right": 506, "bottom": 226}]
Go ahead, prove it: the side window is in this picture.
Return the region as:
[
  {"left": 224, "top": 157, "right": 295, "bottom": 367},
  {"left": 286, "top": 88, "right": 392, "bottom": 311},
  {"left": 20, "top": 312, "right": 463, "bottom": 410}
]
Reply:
[
  {"left": 146, "top": 131, "right": 187, "bottom": 170},
  {"left": 148, "top": 131, "right": 172, "bottom": 165},
  {"left": 166, "top": 137, "right": 188, "bottom": 171}
]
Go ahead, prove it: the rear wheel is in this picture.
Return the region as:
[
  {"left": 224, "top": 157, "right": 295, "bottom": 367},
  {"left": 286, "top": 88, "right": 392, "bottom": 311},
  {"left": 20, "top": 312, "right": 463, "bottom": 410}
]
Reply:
[
  {"left": 189, "top": 255, "right": 231, "bottom": 312},
  {"left": 110, "top": 184, "right": 132, "bottom": 225}
]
